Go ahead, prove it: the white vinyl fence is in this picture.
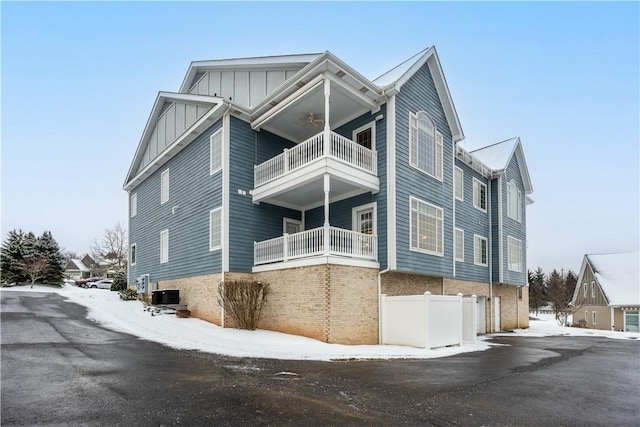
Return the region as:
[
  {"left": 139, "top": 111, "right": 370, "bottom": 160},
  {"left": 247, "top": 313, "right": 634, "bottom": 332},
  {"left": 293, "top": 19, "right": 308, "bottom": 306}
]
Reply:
[{"left": 380, "top": 292, "right": 477, "bottom": 349}]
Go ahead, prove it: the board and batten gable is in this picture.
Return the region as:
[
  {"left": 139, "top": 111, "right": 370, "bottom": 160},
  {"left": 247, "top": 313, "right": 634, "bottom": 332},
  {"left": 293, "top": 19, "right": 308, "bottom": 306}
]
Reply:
[
  {"left": 454, "top": 160, "right": 490, "bottom": 282},
  {"left": 228, "top": 117, "right": 303, "bottom": 273},
  {"left": 501, "top": 154, "right": 527, "bottom": 285},
  {"left": 128, "top": 119, "right": 223, "bottom": 284},
  {"left": 394, "top": 60, "right": 454, "bottom": 276},
  {"left": 189, "top": 69, "right": 302, "bottom": 109}
]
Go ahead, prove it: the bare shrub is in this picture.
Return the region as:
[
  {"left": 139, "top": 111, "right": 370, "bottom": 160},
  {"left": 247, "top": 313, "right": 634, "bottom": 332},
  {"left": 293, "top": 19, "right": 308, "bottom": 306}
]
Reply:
[{"left": 218, "top": 280, "right": 271, "bottom": 330}]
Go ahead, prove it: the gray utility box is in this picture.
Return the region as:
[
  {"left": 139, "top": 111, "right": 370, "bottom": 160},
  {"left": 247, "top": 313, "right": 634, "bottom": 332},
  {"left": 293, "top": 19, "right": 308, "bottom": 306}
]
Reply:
[{"left": 152, "top": 289, "right": 180, "bottom": 305}]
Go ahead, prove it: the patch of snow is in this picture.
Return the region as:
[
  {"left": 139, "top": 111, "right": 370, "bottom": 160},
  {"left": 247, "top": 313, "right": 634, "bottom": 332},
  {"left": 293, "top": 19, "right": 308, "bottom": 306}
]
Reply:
[
  {"left": 2, "top": 285, "right": 637, "bottom": 362},
  {"left": 469, "top": 138, "right": 518, "bottom": 170},
  {"left": 588, "top": 252, "right": 640, "bottom": 305}
]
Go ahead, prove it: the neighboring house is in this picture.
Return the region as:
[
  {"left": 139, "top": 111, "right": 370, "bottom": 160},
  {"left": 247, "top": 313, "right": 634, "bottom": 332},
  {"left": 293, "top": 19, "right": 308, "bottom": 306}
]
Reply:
[
  {"left": 64, "top": 258, "right": 90, "bottom": 280},
  {"left": 571, "top": 252, "right": 639, "bottom": 332},
  {"left": 124, "top": 47, "right": 533, "bottom": 344}
]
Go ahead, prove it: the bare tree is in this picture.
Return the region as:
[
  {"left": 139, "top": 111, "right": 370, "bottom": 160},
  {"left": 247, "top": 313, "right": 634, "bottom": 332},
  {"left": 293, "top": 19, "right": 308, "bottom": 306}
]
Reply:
[
  {"left": 546, "top": 269, "right": 577, "bottom": 326},
  {"left": 91, "top": 222, "right": 128, "bottom": 273},
  {"left": 19, "top": 256, "right": 50, "bottom": 288}
]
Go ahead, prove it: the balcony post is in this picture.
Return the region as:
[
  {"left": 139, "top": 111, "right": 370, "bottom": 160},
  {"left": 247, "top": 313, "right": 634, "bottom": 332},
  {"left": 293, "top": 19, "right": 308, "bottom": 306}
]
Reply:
[
  {"left": 283, "top": 234, "right": 289, "bottom": 262},
  {"left": 283, "top": 148, "right": 289, "bottom": 173},
  {"left": 323, "top": 78, "right": 331, "bottom": 157},
  {"left": 323, "top": 173, "right": 330, "bottom": 256}
]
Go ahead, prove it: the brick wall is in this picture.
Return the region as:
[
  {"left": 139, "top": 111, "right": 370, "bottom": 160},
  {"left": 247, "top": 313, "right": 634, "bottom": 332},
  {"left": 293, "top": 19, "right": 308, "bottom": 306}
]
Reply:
[{"left": 155, "top": 273, "right": 223, "bottom": 324}]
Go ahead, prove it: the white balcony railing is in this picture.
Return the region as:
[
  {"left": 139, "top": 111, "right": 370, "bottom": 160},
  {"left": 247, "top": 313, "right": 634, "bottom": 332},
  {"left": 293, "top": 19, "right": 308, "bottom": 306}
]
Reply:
[
  {"left": 254, "top": 226, "right": 377, "bottom": 265},
  {"left": 254, "top": 131, "right": 377, "bottom": 187}
]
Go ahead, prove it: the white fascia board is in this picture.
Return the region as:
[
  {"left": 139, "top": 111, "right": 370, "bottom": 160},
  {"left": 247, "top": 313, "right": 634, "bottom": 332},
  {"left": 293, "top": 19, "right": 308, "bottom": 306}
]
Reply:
[
  {"left": 571, "top": 255, "right": 590, "bottom": 305},
  {"left": 179, "top": 54, "right": 323, "bottom": 93},
  {"left": 123, "top": 92, "right": 223, "bottom": 188},
  {"left": 323, "top": 52, "right": 383, "bottom": 97},
  {"left": 123, "top": 102, "right": 226, "bottom": 191},
  {"left": 325, "top": 74, "right": 379, "bottom": 111},
  {"left": 514, "top": 140, "right": 534, "bottom": 194}
]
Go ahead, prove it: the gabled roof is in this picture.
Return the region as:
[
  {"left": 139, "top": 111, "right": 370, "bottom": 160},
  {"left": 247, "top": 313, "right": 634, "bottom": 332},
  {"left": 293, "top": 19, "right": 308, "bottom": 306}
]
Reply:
[
  {"left": 587, "top": 253, "right": 640, "bottom": 306},
  {"left": 470, "top": 137, "right": 534, "bottom": 194},
  {"left": 373, "top": 46, "right": 464, "bottom": 143},
  {"left": 66, "top": 259, "right": 89, "bottom": 272},
  {"left": 179, "top": 53, "right": 323, "bottom": 93}
]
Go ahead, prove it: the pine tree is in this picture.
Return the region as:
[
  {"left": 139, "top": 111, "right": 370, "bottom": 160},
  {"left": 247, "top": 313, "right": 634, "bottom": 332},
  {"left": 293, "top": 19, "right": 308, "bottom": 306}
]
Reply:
[
  {"left": 1, "top": 229, "right": 26, "bottom": 284},
  {"left": 528, "top": 267, "right": 546, "bottom": 313},
  {"left": 37, "top": 231, "right": 64, "bottom": 286}
]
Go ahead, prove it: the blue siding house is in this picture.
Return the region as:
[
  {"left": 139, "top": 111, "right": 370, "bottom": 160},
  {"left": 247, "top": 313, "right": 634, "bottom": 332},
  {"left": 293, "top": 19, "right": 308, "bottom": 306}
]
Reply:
[{"left": 124, "top": 47, "right": 534, "bottom": 344}]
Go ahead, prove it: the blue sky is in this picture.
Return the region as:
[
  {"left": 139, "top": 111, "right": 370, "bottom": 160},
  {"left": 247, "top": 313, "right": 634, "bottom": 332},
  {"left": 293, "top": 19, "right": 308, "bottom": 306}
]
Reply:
[{"left": 2, "top": 1, "right": 638, "bottom": 273}]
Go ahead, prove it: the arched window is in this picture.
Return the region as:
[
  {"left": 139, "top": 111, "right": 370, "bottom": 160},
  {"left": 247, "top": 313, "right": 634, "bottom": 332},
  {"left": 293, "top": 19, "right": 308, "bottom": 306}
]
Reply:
[{"left": 409, "top": 111, "right": 442, "bottom": 179}]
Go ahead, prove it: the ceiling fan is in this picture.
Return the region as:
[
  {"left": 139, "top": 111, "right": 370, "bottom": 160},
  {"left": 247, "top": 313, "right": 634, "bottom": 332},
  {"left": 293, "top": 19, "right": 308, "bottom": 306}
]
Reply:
[{"left": 302, "top": 113, "right": 324, "bottom": 128}]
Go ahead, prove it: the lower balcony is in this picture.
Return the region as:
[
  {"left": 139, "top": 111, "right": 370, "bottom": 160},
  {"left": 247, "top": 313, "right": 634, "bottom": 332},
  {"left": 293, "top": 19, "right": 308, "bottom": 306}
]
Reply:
[{"left": 254, "top": 226, "right": 377, "bottom": 271}]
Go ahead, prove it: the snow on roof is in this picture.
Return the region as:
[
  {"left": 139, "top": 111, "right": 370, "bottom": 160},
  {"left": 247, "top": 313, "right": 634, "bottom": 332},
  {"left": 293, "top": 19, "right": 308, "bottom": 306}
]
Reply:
[
  {"left": 588, "top": 252, "right": 640, "bottom": 306},
  {"left": 69, "top": 259, "right": 89, "bottom": 272},
  {"left": 469, "top": 138, "right": 518, "bottom": 170},
  {"left": 372, "top": 48, "right": 430, "bottom": 88}
]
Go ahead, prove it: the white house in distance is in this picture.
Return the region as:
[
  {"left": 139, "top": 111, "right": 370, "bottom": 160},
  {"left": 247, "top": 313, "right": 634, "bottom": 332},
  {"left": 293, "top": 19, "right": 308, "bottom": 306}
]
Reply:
[{"left": 571, "top": 252, "right": 639, "bottom": 332}]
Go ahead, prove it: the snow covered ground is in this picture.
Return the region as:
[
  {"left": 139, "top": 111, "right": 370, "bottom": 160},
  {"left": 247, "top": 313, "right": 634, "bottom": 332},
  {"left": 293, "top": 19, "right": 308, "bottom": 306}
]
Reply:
[{"left": 2, "top": 284, "right": 637, "bottom": 361}]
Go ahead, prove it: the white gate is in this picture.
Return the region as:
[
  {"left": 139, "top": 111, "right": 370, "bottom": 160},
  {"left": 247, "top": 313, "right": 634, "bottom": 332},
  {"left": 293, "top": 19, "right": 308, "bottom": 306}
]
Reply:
[
  {"left": 476, "top": 296, "right": 486, "bottom": 334},
  {"left": 494, "top": 296, "right": 501, "bottom": 332},
  {"left": 380, "top": 292, "right": 478, "bottom": 349}
]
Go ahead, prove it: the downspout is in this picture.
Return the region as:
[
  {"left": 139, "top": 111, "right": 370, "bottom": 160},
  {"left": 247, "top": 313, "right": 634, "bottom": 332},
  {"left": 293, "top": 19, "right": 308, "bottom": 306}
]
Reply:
[
  {"left": 452, "top": 141, "right": 456, "bottom": 280},
  {"left": 488, "top": 179, "right": 493, "bottom": 333},
  {"left": 220, "top": 100, "right": 233, "bottom": 329},
  {"left": 498, "top": 176, "right": 503, "bottom": 283}
]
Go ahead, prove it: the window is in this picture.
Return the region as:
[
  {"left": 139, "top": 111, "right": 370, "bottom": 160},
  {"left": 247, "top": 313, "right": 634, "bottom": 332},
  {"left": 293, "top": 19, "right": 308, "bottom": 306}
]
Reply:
[
  {"left": 410, "top": 197, "right": 443, "bottom": 255},
  {"left": 518, "top": 287, "right": 523, "bottom": 300},
  {"left": 161, "top": 169, "right": 169, "bottom": 204},
  {"left": 591, "top": 281, "right": 595, "bottom": 298},
  {"left": 585, "top": 311, "right": 588, "bottom": 322},
  {"left": 283, "top": 218, "right": 302, "bottom": 235},
  {"left": 473, "top": 178, "right": 487, "bottom": 212},
  {"left": 507, "top": 180, "right": 522, "bottom": 222},
  {"left": 353, "top": 122, "right": 375, "bottom": 150},
  {"left": 210, "top": 129, "right": 222, "bottom": 175},
  {"left": 592, "top": 311, "right": 597, "bottom": 325},
  {"left": 353, "top": 203, "right": 376, "bottom": 236},
  {"left": 130, "top": 193, "right": 137, "bottom": 218},
  {"left": 583, "top": 282, "right": 588, "bottom": 298},
  {"left": 210, "top": 208, "right": 222, "bottom": 250},
  {"left": 130, "top": 243, "right": 137, "bottom": 266},
  {"left": 507, "top": 236, "right": 522, "bottom": 272},
  {"left": 409, "top": 112, "right": 443, "bottom": 180},
  {"left": 455, "top": 167, "right": 464, "bottom": 200},
  {"left": 454, "top": 228, "right": 464, "bottom": 261},
  {"left": 474, "top": 235, "right": 488, "bottom": 266},
  {"left": 160, "top": 229, "right": 169, "bottom": 263}
]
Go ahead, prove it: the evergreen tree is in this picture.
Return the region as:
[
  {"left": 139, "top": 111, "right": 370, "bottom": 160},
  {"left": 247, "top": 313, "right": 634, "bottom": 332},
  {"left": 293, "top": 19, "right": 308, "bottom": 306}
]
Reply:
[
  {"left": 1, "top": 229, "right": 26, "bottom": 284},
  {"left": 528, "top": 267, "right": 546, "bottom": 313},
  {"left": 111, "top": 270, "right": 127, "bottom": 292},
  {"left": 37, "top": 231, "right": 64, "bottom": 286},
  {"left": 545, "top": 269, "right": 576, "bottom": 326}
]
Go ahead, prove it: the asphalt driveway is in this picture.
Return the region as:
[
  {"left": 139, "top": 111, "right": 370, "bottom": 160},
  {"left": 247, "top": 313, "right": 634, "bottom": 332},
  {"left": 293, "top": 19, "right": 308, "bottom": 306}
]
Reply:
[{"left": 1, "top": 290, "right": 639, "bottom": 426}]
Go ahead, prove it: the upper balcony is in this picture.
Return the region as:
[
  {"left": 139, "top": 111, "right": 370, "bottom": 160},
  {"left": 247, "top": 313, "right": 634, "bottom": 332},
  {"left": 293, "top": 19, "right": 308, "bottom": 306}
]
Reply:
[{"left": 252, "top": 130, "right": 379, "bottom": 208}]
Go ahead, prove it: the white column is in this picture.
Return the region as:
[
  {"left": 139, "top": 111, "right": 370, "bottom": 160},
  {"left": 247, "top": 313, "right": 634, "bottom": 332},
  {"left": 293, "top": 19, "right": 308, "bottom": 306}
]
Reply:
[
  {"left": 323, "top": 78, "right": 331, "bottom": 156},
  {"left": 323, "top": 173, "right": 330, "bottom": 256}
]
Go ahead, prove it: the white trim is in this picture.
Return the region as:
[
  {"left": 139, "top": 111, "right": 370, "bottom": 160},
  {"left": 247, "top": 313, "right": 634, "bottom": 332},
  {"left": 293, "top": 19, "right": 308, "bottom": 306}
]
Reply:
[
  {"left": 130, "top": 243, "right": 137, "bottom": 266},
  {"left": 210, "top": 128, "right": 223, "bottom": 175},
  {"left": 386, "top": 94, "right": 397, "bottom": 270},
  {"left": 592, "top": 311, "right": 597, "bottom": 325},
  {"left": 222, "top": 113, "right": 230, "bottom": 272},
  {"left": 130, "top": 193, "right": 138, "bottom": 218},
  {"left": 498, "top": 177, "right": 503, "bottom": 282},
  {"left": 352, "top": 202, "right": 377, "bottom": 236},
  {"left": 282, "top": 217, "right": 302, "bottom": 234},
  {"left": 507, "top": 179, "right": 522, "bottom": 222},
  {"left": 409, "top": 196, "right": 444, "bottom": 257},
  {"left": 160, "top": 169, "right": 170, "bottom": 204},
  {"left": 409, "top": 112, "right": 443, "bottom": 182},
  {"left": 507, "top": 236, "right": 522, "bottom": 272},
  {"left": 591, "top": 280, "right": 596, "bottom": 299},
  {"left": 160, "top": 229, "right": 169, "bottom": 264},
  {"left": 454, "top": 166, "right": 464, "bottom": 201},
  {"left": 209, "top": 207, "right": 222, "bottom": 251},
  {"left": 472, "top": 177, "right": 487, "bottom": 212},
  {"left": 454, "top": 228, "right": 464, "bottom": 262},
  {"left": 474, "top": 234, "right": 488, "bottom": 267},
  {"left": 352, "top": 121, "right": 376, "bottom": 151},
  {"left": 452, "top": 138, "right": 456, "bottom": 277}
]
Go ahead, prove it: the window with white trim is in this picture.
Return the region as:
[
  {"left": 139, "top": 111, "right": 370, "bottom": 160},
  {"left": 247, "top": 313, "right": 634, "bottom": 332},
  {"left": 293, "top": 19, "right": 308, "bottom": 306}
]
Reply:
[
  {"left": 474, "top": 235, "right": 488, "bottom": 266},
  {"left": 353, "top": 122, "right": 375, "bottom": 151},
  {"left": 507, "top": 180, "right": 522, "bottom": 222},
  {"left": 410, "top": 197, "right": 443, "bottom": 255},
  {"left": 583, "top": 282, "right": 588, "bottom": 298},
  {"left": 130, "top": 243, "right": 137, "bottom": 266},
  {"left": 161, "top": 169, "right": 169, "bottom": 204},
  {"left": 130, "top": 193, "right": 137, "bottom": 218},
  {"left": 160, "top": 229, "right": 169, "bottom": 264},
  {"left": 507, "top": 236, "right": 522, "bottom": 272},
  {"left": 591, "top": 281, "right": 595, "bottom": 298},
  {"left": 585, "top": 311, "right": 588, "bottom": 322},
  {"left": 210, "top": 208, "right": 222, "bottom": 250},
  {"left": 455, "top": 167, "right": 464, "bottom": 201},
  {"left": 592, "top": 311, "right": 597, "bottom": 325},
  {"left": 353, "top": 203, "right": 376, "bottom": 236},
  {"left": 454, "top": 228, "right": 464, "bottom": 261},
  {"left": 210, "top": 129, "right": 222, "bottom": 175},
  {"left": 473, "top": 178, "right": 487, "bottom": 212},
  {"left": 409, "top": 112, "right": 443, "bottom": 180}
]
